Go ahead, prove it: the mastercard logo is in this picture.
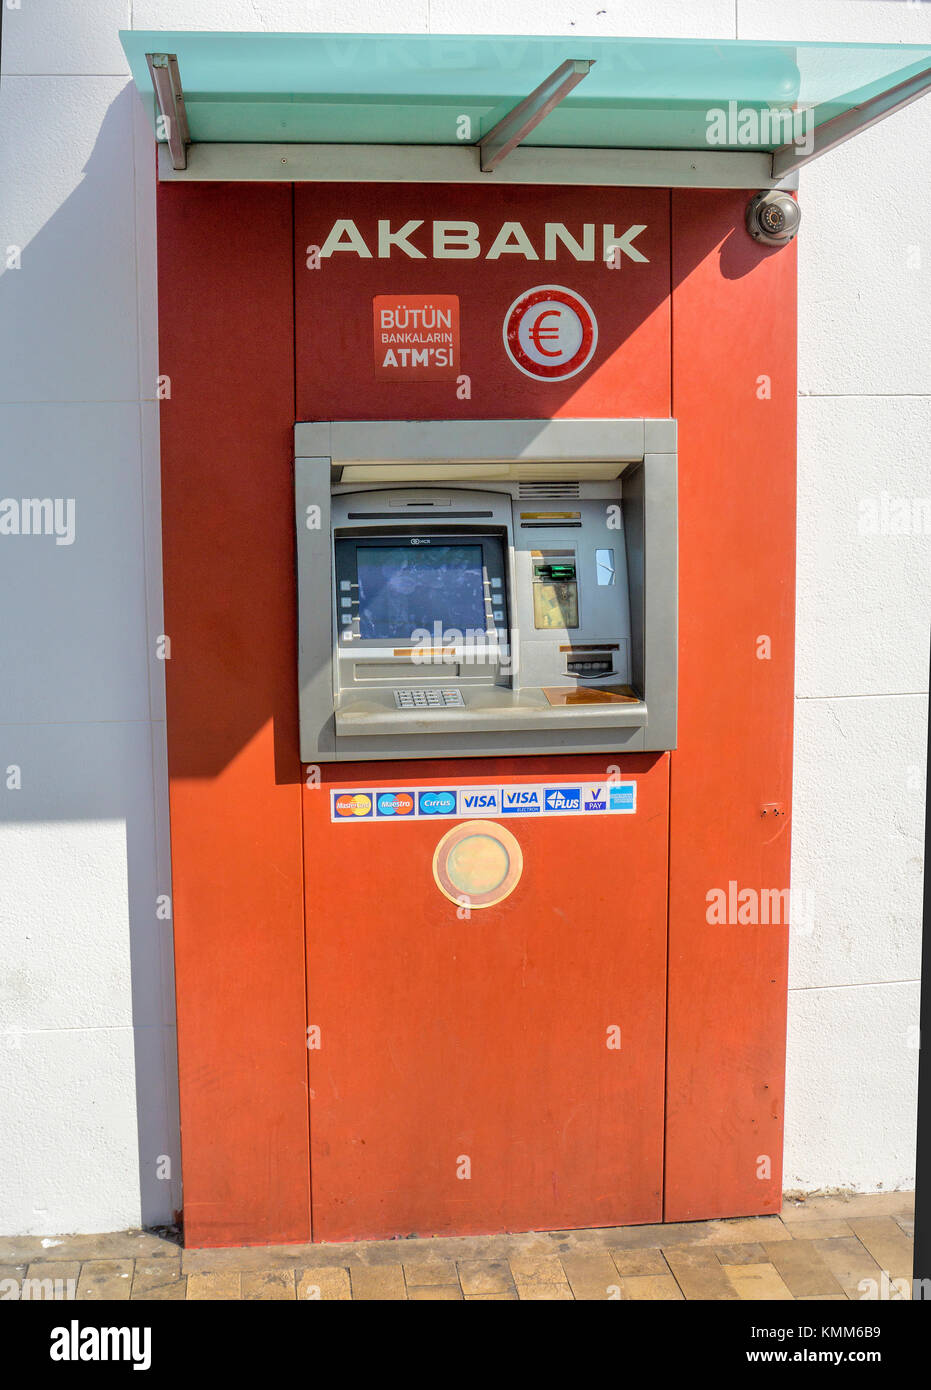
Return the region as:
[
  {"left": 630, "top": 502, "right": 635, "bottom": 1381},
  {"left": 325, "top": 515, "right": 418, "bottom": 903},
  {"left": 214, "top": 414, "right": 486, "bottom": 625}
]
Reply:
[
  {"left": 334, "top": 793, "right": 373, "bottom": 818},
  {"left": 376, "top": 792, "right": 415, "bottom": 817}
]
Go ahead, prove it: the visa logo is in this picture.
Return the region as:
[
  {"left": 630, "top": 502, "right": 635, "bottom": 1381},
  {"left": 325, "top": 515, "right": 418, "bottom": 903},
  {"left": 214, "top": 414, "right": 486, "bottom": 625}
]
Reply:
[
  {"left": 502, "top": 789, "right": 541, "bottom": 813},
  {"left": 461, "top": 789, "right": 501, "bottom": 815},
  {"left": 544, "top": 788, "right": 581, "bottom": 812}
]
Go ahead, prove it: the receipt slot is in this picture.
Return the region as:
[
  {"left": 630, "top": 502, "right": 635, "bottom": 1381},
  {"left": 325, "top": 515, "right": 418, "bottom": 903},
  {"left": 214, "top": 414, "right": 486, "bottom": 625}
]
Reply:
[{"left": 295, "top": 418, "right": 677, "bottom": 762}]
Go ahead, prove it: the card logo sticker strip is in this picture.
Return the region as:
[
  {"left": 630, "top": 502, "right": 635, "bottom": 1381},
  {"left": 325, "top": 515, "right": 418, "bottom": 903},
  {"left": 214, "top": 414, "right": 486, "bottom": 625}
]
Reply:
[{"left": 329, "top": 780, "right": 637, "bottom": 821}]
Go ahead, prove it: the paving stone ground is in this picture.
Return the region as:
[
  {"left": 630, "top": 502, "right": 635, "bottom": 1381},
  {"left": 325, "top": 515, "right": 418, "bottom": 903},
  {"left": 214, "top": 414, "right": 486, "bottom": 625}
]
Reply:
[{"left": 0, "top": 1193, "right": 914, "bottom": 1301}]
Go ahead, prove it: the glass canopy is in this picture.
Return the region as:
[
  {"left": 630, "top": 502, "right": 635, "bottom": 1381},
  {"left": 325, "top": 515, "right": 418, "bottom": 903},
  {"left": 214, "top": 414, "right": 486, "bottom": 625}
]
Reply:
[{"left": 120, "top": 30, "right": 931, "bottom": 154}]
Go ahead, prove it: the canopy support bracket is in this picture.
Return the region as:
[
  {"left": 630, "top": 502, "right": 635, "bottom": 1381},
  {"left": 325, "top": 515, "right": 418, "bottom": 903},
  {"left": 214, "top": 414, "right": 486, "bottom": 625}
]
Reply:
[
  {"left": 146, "top": 52, "right": 190, "bottom": 171},
  {"left": 772, "top": 61, "right": 931, "bottom": 178},
  {"left": 479, "top": 59, "right": 594, "bottom": 173}
]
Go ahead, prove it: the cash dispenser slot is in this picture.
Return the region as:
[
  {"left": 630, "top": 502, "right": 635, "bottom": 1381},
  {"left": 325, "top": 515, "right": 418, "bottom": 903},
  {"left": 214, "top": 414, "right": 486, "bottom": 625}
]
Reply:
[{"left": 566, "top": 655, "right": 614, "bottom": 678}]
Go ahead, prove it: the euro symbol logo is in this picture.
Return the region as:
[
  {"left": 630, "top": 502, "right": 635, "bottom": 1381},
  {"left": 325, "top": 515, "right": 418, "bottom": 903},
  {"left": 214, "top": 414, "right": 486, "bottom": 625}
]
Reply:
[
  {"left": 503, "top": 286, "right": 597, "bottom": 382},
  {"left": 529, "top": 309, "right": 562, "bottom": 357}
]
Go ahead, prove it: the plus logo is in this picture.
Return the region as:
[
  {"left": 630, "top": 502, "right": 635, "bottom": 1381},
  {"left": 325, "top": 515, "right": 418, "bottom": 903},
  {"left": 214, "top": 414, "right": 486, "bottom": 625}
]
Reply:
[{"left": 543, "top": 787, "right": 582, "bottom": 812}]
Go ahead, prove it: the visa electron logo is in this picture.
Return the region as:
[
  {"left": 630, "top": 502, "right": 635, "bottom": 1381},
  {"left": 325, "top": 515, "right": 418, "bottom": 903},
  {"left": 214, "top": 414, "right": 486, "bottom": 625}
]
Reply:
[
  {"left": 544, "top": 787, "right": 581, "bottom": 812},
  {"left": 334, "top": 793, "right": 373, "bottom": 818},
  {"left": 502, "top": 789, "right": 542, "bottom": 814},
  {"left": 376, "top": 792, "right": 415, "bottom": 816},
  {"left": 460, "top": 788, "right": 501, "bottom": 815},
  {"left": 418, "top": 790, "right": 457, "bottom": 815}
]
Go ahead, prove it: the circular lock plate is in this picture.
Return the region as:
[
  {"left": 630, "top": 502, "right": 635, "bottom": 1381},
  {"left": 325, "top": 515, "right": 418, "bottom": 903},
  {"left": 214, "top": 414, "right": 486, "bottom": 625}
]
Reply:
[{"left": 432, "top": 820, "right": 524, "bottom": 909}]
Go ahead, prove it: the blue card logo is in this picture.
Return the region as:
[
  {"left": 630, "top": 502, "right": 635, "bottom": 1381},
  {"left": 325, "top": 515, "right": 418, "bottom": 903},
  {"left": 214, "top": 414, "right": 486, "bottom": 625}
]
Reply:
[
  {"left": 608, "top": 783, "right": 636, "bottom": 812},
  {"left": 418, "top": 790, "right": 457, "bottom": 816},
  {"left": 544, "top": 787, "right": 581, "bottom": 812},
  {"left": 501, "top": 789, "right": 542, "bottom": 814}
]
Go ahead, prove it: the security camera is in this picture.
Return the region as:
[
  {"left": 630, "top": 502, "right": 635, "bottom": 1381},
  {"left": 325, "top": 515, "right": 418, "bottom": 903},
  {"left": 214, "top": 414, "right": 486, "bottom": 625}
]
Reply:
[{"left": 745, "top": 190, "right": 801, "bottom": 247}]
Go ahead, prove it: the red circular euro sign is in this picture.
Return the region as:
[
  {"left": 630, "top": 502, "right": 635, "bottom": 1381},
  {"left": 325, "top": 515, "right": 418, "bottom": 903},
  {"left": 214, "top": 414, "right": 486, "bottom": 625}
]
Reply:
[{"left": 503, "top": 286, "right": 598, "bottom": 381}]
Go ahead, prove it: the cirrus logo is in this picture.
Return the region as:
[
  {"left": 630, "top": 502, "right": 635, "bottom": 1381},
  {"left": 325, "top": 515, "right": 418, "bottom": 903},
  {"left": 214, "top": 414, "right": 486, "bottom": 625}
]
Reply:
[{"left": 418, "top": 790, "right": 457, "bottom": 815}]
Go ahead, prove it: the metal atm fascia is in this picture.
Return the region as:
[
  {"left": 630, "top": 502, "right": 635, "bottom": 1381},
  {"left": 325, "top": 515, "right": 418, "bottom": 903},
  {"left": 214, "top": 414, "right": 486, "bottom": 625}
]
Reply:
[{"left": 294, "top": 419, "right": 677, "bottom": 763}]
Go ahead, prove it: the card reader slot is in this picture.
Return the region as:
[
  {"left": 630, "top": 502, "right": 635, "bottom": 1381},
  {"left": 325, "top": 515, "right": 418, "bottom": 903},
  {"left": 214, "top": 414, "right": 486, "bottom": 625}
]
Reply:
[
  {"left": 346, "top": 510, "right": 495, "bottom": 519},
  {"left": 559, "top": 643, "right": 620, "bottom": 653}
]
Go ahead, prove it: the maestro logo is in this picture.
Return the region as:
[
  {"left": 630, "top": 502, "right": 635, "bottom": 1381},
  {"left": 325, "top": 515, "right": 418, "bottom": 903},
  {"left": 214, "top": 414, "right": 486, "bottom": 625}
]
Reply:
[
  {"left": 503, "top": 285, "right": 598, "bottom": 381},
  {"left": 376, "top": 792, "right": 415, "bottom": 817},
  {"left": 418, "top": 790, "right": 457, "bottom": 816}
]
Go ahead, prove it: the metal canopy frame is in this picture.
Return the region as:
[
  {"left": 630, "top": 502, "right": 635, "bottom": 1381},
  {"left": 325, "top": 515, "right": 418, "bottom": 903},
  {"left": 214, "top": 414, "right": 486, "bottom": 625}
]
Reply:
[
  {"left": 772, "top": 59, "right": 931, "bottom": 177},
  {"left": 135, "top": 34, "right": 931, "bottom": 187},
  {"left": 154, "top": 141, "right": 793, "bottom": 188}
]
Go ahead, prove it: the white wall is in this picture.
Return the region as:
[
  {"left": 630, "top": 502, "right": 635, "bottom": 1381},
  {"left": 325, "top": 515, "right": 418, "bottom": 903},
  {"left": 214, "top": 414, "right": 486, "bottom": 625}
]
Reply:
[{"left": 0, "top": 0, "right": 926, "bottom": 1234}]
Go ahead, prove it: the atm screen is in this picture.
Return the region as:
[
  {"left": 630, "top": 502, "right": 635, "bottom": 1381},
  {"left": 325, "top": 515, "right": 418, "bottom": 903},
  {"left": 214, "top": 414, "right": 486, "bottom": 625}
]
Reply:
[{"left": 356, "top": 543, "right": 486, "bottom": 640}]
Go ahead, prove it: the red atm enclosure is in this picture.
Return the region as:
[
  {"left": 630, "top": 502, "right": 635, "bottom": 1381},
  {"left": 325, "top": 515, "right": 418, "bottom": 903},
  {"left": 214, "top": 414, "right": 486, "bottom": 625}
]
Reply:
[{"left": 156, "top": 181, "right": 795, "bottom": 1247}]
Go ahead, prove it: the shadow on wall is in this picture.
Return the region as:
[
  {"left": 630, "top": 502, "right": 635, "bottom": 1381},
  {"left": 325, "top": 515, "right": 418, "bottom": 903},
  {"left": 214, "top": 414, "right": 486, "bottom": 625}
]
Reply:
[{"left": 0, "top": 83, "right": 180, "bottom": 1233}]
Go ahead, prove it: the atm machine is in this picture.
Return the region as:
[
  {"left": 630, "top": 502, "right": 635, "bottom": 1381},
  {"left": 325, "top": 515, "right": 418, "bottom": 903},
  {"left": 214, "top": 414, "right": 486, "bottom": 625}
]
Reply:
[
  {"left": 295, "top": 417, "right": 676, "bottom": 763},
  {"left": 296, "top": 418, "right": 677, "bottom": 1241}
]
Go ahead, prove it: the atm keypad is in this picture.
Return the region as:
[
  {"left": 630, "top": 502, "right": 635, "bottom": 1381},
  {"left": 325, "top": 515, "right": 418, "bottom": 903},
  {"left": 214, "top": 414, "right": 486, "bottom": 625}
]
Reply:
[{"left": 394, "top": 688, "right": 466, "bottom": 710}]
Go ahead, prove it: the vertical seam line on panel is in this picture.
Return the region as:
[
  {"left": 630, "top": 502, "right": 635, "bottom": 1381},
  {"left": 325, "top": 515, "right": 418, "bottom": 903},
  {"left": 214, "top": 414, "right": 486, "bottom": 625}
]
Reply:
[
  {"left": 662, "top": 188, "right": 674, "bottom": 1222},
  {"left": 293, "top": 181, "right": 314, "bottom": 1242}
]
